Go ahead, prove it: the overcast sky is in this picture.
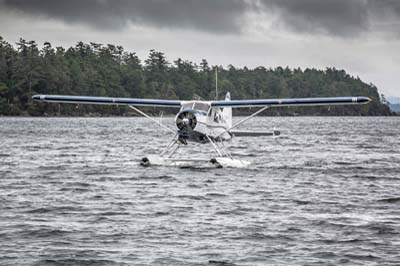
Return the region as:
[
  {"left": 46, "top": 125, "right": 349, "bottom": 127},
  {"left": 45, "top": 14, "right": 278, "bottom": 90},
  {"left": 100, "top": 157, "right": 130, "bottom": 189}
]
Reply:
[{"left": 0, "top": 0, "right": 399, "bottom": 97}]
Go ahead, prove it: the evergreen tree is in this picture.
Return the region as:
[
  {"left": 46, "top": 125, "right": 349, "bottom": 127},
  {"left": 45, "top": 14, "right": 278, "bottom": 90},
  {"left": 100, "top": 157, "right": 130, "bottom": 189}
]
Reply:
[{"left": 0, "top": 36, "right": 393, "bottom": 116}]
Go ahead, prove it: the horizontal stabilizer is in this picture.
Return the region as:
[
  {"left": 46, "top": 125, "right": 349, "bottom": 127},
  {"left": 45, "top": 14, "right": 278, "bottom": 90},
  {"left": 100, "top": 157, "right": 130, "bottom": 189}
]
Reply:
[{"left": 230, "top": 130, "right": 281, "bottom": 137}]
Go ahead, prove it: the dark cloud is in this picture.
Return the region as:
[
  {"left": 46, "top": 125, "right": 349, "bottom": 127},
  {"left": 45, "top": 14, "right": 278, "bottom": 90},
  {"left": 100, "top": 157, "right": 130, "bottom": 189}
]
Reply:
[
  {"left": 368, "top": 0, "right": 400, "bottom": 19},
  {"left": 1, "top": 0, "right": 400, "bottom": 37},
  {"left": 259, "top": 0, "right": 400, "bottom": 37},
  {"left": 258, "top": 0, "right": 369, "bottom": 37},
  {"left": 0, "top": 0, "right": 248, "bottom": 33}
]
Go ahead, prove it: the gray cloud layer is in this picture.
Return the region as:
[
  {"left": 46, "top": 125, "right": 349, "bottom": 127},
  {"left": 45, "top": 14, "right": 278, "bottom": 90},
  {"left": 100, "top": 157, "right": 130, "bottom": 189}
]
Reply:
[
  {"left": 260, "top": 0, "right": 400, "bottom": 37},
  {"left": 1, "top": 0, "right": 248, "bottom": 33},
  {"left": 1, "top": 0, "right": 400, "bottom": 37},
  {"left": 259, "top": 0, "right": 369, "bottom": 37}
]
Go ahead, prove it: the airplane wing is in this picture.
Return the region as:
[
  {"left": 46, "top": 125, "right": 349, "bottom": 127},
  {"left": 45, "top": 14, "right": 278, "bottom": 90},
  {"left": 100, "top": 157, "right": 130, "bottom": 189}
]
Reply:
[
  {"left": 211, "top": 96, "right": 371, "bottom": 108},
  {"left": 230, "top": 130, "right": 281, "bottom": 137},
  {"left": 33, "top": 95, "right": 371, "bottom": 108},
  {"left": 32, "top": 95, "right": 182, "bottom": 107}
]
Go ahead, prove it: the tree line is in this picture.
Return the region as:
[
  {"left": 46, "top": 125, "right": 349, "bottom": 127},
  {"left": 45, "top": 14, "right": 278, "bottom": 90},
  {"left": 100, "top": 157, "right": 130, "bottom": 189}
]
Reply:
[{"left": 0, "top": 36, "right": 393, "bottom": 116}]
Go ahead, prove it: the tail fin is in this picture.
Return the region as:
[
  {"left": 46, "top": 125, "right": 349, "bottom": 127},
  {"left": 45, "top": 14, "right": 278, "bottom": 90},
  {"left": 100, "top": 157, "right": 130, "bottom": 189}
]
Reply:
[
  {"left": 221, "top": 92, "right": 232, "bottom": 128},
  {"left": 225, "top": 92, "right": 231, "bottom": 101}
]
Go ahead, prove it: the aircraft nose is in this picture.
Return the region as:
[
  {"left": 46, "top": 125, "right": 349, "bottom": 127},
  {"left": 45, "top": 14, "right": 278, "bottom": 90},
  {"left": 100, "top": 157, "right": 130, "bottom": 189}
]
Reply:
[
  {"left": 176, "top": 111, "right": 197, "bottom": 130},
  {"left": 32, "top": 95, "right": 41, "bottom": 100}
]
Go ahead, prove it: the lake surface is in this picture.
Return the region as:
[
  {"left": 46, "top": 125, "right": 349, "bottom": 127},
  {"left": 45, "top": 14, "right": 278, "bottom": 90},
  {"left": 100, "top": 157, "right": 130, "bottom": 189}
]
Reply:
[{"left": 1, "top": 116, "right": 399, "bottom": 266}]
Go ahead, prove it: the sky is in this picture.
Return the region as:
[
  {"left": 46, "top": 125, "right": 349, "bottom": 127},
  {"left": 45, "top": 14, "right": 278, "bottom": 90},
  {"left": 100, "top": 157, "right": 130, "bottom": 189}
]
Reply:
[{"left": 0, "top": 0, "right": 399, "bottom": 97}]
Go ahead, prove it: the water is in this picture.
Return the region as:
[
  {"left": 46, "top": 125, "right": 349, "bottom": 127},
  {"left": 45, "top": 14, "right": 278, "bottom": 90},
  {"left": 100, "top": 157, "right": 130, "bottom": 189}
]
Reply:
[{"left": 1, "top": 116, "right": 399, "bottom": 266}]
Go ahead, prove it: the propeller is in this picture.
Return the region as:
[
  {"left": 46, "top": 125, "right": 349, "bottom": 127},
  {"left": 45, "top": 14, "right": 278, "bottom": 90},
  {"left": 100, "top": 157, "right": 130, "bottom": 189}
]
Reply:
[{"left": 176, "top": 111, "right": 197, "bottom": 131}]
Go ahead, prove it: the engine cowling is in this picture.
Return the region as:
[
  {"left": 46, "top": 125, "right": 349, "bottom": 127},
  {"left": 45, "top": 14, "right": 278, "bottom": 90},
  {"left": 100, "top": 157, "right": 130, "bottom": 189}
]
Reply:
[{"left": 175, "top": 110, "right": 197, "bottom": 131}]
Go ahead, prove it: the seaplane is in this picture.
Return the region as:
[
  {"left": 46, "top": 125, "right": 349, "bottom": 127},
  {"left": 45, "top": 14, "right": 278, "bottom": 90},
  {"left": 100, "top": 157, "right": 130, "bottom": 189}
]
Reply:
[{"left": 32, "top": 93, "right": 371, "bottom": 168}]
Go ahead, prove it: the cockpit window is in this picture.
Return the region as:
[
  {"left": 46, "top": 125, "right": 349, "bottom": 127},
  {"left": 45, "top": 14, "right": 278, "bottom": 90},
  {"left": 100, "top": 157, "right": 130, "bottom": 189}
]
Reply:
[
  {"left": 193, "top": 102, "right": 210, "bottom": 112},
  {"left": 182, "top": 102, "right": 193, "bottom": 109},
  {"left": 182, "top": 101, "right": 210, "bottom": 112}
]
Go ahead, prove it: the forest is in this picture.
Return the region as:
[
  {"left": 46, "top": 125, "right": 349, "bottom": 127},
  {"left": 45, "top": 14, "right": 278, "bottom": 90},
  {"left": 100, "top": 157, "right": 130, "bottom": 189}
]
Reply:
[{"left": 0, "top": 36, "right": 393, "bottom": 116}]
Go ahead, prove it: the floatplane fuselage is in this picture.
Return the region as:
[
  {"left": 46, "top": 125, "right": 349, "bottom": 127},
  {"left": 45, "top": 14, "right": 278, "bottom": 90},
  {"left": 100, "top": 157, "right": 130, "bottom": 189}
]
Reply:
[
  {"left": 32, "top": 93, "right": 371, "bottom": 168},
  {"left": 175, "top": 98, "right": 232, "bottom": 144}
]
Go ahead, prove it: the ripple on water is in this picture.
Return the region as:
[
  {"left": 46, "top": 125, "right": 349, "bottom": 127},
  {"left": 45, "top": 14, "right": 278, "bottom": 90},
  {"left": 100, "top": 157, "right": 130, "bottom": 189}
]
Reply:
[{"left": 1, "top": 117, "right": 400, "bottom": 265}]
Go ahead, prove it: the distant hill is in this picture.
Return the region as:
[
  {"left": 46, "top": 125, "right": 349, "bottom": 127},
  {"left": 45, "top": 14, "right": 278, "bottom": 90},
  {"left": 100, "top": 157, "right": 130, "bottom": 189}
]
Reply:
[
  {"left": 387, "top": 96, "right": 400, "bottom": 113},
  {"left": 387, "top": 96, "right": 400, "bottom": 104},
  {"left": 389, "top": 104, "right": 400, "bottom": 113},
  {"left": 0, "top": 36, "right": 393, "bottom": 116}
]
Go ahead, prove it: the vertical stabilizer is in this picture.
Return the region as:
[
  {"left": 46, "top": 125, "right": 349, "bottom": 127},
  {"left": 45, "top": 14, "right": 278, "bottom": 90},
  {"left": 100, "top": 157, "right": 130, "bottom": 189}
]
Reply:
[
  {"left": 222, "top": 92, "right": 232, "bottom": 128},
  {"left": 215, "top": 67, "right": 218, "bottom": 100}
]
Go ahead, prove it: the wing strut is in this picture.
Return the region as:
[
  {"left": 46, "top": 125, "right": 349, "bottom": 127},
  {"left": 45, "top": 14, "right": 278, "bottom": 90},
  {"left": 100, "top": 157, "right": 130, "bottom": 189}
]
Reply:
[
  {"left": 128, "top": 105, "right": 176, "bottom": 135},
  {"left": 215, "top": 106, "right": 270, "bottom": 139}
]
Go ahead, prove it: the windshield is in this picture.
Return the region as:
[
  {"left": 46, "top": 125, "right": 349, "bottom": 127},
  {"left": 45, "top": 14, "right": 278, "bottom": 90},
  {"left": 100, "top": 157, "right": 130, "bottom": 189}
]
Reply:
[
  {"left": 193, "top": 102, "right": 210, "bottom": 112},
  {"left": 181, "top": 101, "right": 210, "bottom": 112}
]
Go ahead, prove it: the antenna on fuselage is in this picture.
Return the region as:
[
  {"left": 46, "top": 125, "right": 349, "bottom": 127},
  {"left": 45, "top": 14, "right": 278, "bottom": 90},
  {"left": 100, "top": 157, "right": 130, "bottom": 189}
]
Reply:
[{"left": 215, "top": 66, "right": 218, "bottom": 100}]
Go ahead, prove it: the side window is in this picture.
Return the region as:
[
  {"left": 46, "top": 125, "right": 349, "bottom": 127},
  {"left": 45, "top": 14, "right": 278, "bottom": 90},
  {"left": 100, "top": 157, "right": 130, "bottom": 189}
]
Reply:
[
  {"left": 214, "top": 109, "right": 223, "bottom": 122},
  {"left": 214, "top": 113, "right": 219, "bottom": 122}
]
